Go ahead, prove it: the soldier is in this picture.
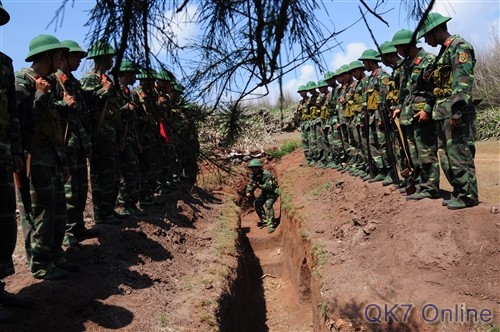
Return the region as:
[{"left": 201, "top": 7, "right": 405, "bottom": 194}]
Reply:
[
  {"left": 323, "top": 70, "right": 344, "bottom": 168},
  {"left": 390, "top": 29, "right": 440, "bottom": 200},
  {"left": 418, "top": 13, "right": 479, "bottom": 209},
  {"left": 53, "top": 40, "right": 100, "bottom": 247},
  {"left": 296, "top": 84, "right": 310, "bottom": 164},
  {"left": 81, "top": 41, "right": 123, "bottom": 224},
  {"left": 346, "top": 60, "right": 369, "bottom": 178},
  {"left": 116, "top": 60, "right": 147, "bottom": 217},
  {"left": 305, "top": 81, "right": 319, "bottom": 165},
  {"left": 134, "top": 69, "right": 162, "bottom": 207},
  {"left": 317, "top": 80, "right": 331, "bottom": 168},
  {"left": 358, "top": 49, "right": 390, "bottom": 182},
  {"left": 245, "top": 159, "right": 280, "bottom": 233},
  {"left": 376, "top": 41, "right": 403, "bottom": 187},
  {"left": 336, "top": 64, "right": 358, "bottom": 174},
  {"left": 0, "top": 2, "right": 33, "bottom": 320},
  {"left": 15, "top": 34, "right": 77, "bottom": 280}
]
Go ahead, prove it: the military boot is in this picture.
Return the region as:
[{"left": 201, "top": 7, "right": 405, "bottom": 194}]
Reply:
[{"left": 368, "top": 172, "right": 386, "bottom": 183}]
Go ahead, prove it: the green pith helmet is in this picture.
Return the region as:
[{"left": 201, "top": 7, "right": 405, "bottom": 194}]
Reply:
[
  {"left": 61, "top": 40, "right": 87, "bottom": 57},
  {"left": 156, "top": 68, "right": 172, "bottom": 81},
  {"left": 25, "top": 35, "right": 69, "bottom": 62},
  {"left": 137, "top": 68, "right": 158, "bottom": 79},
  {"left": 417, "top": 13, "right": 452, "bottom": 39},
  {"left": 306, "top": 80, "right": 317, "bottom": 90},
  {"left": 317, "top": 80, "right": 329, "bottom": 88},
  {"left": 297, "top": 85, "right": 308, "bottom": 92},
  {"left": 358, "top": 49, "right": 380, "bottom": 62},
  {"left": 118, "top": 60, "right": 137, "bottom": 72},
  {"left": 0, "top": 1, "right": 10, "bottom": 26},
  {"left": 390, "top": 29, "right": 416, "bottom": 46},
  {"left": 377, "top": 41, "right": 397, "bottom": 56},
  {"left": 172, "top": 82, "right": 185, "bottom": 92},
  {"left": 336, "top": 64, "right": 351, "bottom": 76},
  {"left": 87, "top": 41, "right": 116, "bottom": 59},
  {"left": 348, "top": 60, "right": 365, "bottom": 72},
  {"left": 324, "top": 71, "right": 335, "bottom": 80},
  {"left": 248, "top": 159, "right": 262, "bottom": 167}
]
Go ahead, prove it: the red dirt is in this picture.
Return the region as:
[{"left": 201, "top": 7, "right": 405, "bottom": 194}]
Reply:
[
  {"left": 274, "top": 148, "right": 499, "bottom": 331},
  {"left": 5, "top": 181, "right": 237, "bottom": 332},
  {"left": 3, "top": 139, "right": 499, "bottom": 332}
]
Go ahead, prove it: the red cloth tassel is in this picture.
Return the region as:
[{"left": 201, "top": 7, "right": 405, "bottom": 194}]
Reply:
[{"left": 159, "top": 121, "right": 170, "bottom": 143}]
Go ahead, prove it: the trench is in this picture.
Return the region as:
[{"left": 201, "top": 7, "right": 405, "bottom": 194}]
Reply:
[{"left": 219, "top": 201, "right": 323, "bottom": 332}]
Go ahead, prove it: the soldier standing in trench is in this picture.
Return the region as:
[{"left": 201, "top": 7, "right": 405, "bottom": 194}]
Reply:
[{"left": 245, "top": 159, "right": 280, "bottom": 233}]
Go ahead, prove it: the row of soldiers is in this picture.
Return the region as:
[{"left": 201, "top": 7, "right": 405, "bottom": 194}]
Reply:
[
  {"left": 0, "top": 1, "right": 200, "bottom": 320},
  {"left": 296, "top": 13, "right": 479, "bottom": 211}
]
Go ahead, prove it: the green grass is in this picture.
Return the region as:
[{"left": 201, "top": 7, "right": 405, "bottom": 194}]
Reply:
[
  {"left": 266, "top": 140, "right": 301, "bottom": 159},
  {"left": 211, "top": 198, "right": 240, "bottom": 257},
  {"left": 311, "top": 181, "right": 332, "bottom": 197}
]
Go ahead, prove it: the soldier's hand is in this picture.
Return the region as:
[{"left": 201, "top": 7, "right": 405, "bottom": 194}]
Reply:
[
  {"left": 246, "top": 192, "right": 252, "bottom": 197},
  {"left": 413, "top": 110, "right": 429, "bottom": 123},
  {"left": 126, "top": 102, "right": 135, "bottom": 110},
  {"left": 392, "top": 108, "right": 401, "bottom": 119},
  {"left": 101, "top": 78, "right": 112, "bottom": 91},
  {"left": 35, "top": 78, "right": 51, "bottom": 94},
  {"left": 63, "top": 92, "right": 76, "bottom": 108}
]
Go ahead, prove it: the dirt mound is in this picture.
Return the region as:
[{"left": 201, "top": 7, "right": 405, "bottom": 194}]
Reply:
[{"left": 275, "top": 149, "right": 499, "bottom": 331}]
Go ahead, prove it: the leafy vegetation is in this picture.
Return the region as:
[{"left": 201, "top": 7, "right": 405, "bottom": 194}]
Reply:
[
  {"left": 266, "top": 140, "right": 301, "bottom": 159},
  {"left": 476, "top": 107, "right": 500, "bottom": 141}
]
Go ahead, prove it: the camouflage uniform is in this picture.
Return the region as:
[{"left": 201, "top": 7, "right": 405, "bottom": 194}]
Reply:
[
  {"left": 246, "top": 165, "right": 280, "bottom": 233},
  {"left": 133, "top": 82, "right": 161, "bottom": 206},
  {"left": 51, "top": 67, "right": 93, "bottom": 243},
  {"left": 81, "top": 70, "right": 123, "bottom": 222},
  {"left": 118, "top": 82, "right": 141, "bottom": 214},
  {"left": 15, "top": 37, "right": 70, "bottom": 279},
  {"left": 325, "top": 83, "right": 344, "bottom": 167},
  {"left": 405, "top": 49, "right": 440, "bottom": 198},
  {"left": 349, "top": 73, "right": 369, "bottom": 175},
  {"left": 429, "top": 36, "right": 478, "bottom": 207},
  {"left": 363, "top": 67, "right": 390, "bottom": 179},
  {"left": 306, "top": 85, "right": 320, "bottom": 165},
  {"left": 0, "top": 51, "right": 21, "bottom": 282}
]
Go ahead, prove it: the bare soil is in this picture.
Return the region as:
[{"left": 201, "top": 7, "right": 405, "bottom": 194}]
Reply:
[{"left": 2, "top": 137, "right": 499, "bottom": 332}]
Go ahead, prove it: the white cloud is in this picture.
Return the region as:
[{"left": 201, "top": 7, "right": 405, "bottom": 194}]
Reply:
[
  {"left": 330, "top": 42, "right": 368, "bottom": 70},
  {"left": 432, "top": 0, "right": 499, "bottom": 47}
]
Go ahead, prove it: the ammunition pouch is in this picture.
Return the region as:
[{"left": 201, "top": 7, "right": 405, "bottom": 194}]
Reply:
[
  {"left": 367, "top": 89, "right": 379, "bottom": 111},
  {"left": 319, "top": 105, "right": 329, "bottom": 120},
  {"left": 431, "top": 65, "right": 453, "bottom": 98}
]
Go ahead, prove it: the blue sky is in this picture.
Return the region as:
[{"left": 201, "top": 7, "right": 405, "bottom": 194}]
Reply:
[{"left": 0, "top": 0, "right": 498, "bottom": 102}]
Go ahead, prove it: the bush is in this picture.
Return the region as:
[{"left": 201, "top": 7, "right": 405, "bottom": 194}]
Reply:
[
  {"left": 266, "top": 140, "right": 301, "bottom": 159},
  {"left": 476, "top": 107, "right": 500, "bottom": 141}
]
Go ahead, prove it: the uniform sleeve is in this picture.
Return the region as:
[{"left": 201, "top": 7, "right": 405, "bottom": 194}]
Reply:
[{"left": 450, "top": 42, "right": 475, "bottom": 115}]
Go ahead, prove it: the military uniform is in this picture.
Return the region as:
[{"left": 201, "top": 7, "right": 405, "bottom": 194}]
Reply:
[
  {"left": 0, "top": 52, "right": 21, "bottom": 285},
  {"left": 418, "top": 13, "right": 478, "bottom": 209},
  {"left": 51, "top": 41, "right": 97, "bottom": 245},
  {"left": 133, "top": 71, "right": 161, "bottom": 206},
  {"left": 359, "top": 49, "right": 390, "bottom": 182},
  {"left": 81, "top": 42, "right": 123, "bottom": 224},
  {"left": 246, "top": 159, "right": 280, "bottom": 233},
  {"left": 15, "top": 35, "right": 71, "bottom": 279}
]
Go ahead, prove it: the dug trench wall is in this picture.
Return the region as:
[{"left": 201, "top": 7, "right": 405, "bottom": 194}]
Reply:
[{"left": 271, "top": 149, "right": 499, "bottom": 332}]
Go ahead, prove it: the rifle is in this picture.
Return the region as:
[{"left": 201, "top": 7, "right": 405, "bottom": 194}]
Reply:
[
  {"left": 363, "top": 107, "right": 376, "bottom": 177},
  {"left": 379, "top": 105, "right": 400, "bottom": 187},
  {"left": 92, "top": 71, "right": 111, "bottom": 145}
]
